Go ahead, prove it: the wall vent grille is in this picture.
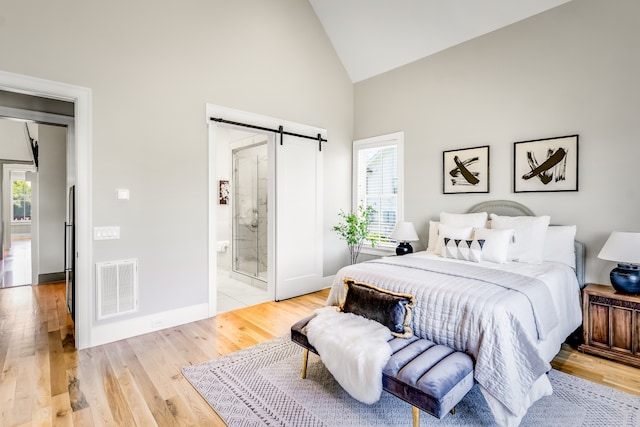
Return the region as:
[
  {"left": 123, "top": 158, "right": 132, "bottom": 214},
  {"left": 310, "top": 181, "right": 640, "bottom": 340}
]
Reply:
[{"left": 96, "top": 259, "right": 138, "bottom": 320}]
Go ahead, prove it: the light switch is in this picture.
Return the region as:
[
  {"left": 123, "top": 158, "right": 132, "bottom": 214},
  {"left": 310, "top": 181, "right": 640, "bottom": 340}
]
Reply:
[
  {"left": 116, "top": 188, "right": 130, "bottom": 200},
  {"left": 94, "top": 226, "right": 120, "bottom": 240}
]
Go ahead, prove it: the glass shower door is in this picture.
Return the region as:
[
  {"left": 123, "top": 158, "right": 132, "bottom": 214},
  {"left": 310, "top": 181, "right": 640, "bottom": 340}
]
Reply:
[{"left": 232, "top": 143, "right": 268, "bottom": 280}]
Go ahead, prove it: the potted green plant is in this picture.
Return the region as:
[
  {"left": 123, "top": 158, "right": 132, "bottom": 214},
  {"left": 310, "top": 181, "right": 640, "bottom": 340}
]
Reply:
[{"left": 333, "top": 205, "right": 376, "bottom": 264}]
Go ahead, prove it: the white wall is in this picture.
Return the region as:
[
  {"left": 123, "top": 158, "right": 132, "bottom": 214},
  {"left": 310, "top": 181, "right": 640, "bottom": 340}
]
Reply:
[
  {"left": 37, "top": 124, "right": 67, "bottom": 275},
  {"left": 354, "top": 0, "right": 640, "bottom": 285},
  {"left": 0, "top": 0, "right": 352, "bottom": 343}
]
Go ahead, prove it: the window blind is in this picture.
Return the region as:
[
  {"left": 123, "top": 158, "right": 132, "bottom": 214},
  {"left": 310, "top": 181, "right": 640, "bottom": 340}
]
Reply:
[{"left": 356, "top": 144, "right": 398, "bottom": 247}]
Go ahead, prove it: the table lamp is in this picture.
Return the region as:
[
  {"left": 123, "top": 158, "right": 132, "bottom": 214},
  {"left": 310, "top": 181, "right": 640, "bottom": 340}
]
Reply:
[
  {"left": 597, "top": 231, "right": 640, "bottom": 294},
  {"left": 391, "top": 221, "right": 419, "bottom": 256}
]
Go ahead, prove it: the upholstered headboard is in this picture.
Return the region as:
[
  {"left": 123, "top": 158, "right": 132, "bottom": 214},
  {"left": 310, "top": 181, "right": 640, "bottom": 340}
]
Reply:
[
  {"left": 467, "top": 199, "right": 535, "bottom": 217},
  {"left": 466, "top": 200, "right": 586, "bottom": 288}
]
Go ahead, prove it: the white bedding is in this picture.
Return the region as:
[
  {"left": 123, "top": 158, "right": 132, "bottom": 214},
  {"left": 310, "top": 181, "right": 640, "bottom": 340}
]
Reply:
[{"left": 326, "top": 251, "right": 582, "bottom": 425}]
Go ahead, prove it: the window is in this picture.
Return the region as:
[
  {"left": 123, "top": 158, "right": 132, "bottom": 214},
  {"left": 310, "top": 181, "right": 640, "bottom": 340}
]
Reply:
[
  {"left": 12, "top": 179, "right": 32, "bottom": 222},
  {"left": 353, "top": 132, "right": 404, "bottom": 253}
]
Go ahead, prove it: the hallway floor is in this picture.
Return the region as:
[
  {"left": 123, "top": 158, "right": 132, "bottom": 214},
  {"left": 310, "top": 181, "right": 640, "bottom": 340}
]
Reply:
[{"left": 0, "top": 238, "right": 32, "bottom": 288}]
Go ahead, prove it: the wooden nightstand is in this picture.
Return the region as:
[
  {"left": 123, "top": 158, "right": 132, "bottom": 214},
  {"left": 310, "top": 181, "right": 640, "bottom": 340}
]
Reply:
[{"left": 579, "top": 284, "right": 640, "bottom": 368}]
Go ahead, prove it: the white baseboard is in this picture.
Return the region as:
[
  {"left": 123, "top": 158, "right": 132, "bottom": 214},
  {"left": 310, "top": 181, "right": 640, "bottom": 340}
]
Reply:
[
  {"left": 323, "top": 274, "right": 335, "bottom": 288},
  {"left": 89, "top": 303, "right": 210, "bottom": 348},
  {"left": 91, "top": 277, "right": 337, "bottom": 348}
]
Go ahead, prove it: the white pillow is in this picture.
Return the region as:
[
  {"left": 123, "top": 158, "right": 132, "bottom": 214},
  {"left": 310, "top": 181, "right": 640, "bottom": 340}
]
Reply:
[
  {"left": 436, "top": 224, "right": 474, "bottom": 256},
  {"left": 544, "top": 225, "right": 577, "bottom": 269},
  {"left": 443, "top": 238, "right": 484, "bottom": 263},
  {"left": 472, "top": 228, "right": 514, "bottom": 264},
  {"left": 440, "top": 212, "right": 488, "bottom": 228},
  {"left": 489, "top": 214, "right": 551, "bottom": 264},
  {"left": 426, "top": 220, "right": 440, "bottom": 254}
]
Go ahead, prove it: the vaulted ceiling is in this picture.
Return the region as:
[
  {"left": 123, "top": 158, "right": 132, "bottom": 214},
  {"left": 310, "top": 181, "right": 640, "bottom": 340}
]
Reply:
[{"left": 309, "top": 0, "right": 571, "bottom": 82}]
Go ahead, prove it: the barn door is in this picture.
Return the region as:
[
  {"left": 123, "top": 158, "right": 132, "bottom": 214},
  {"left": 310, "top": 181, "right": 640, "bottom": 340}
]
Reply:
[{"left": 274, "top": 134, "right": 323, "bottom": 300}]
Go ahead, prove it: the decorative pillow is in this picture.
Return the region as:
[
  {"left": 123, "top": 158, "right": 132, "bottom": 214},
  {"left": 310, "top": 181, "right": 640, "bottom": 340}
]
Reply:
[
  {"left": 544, "top": 225, "right": 577, "bottom": 269},
  {"left": 440, "top": 211, "right": 488, "bottom": 228},
  {"left": 443, "top": 238, "right": 485, "bottom": 263},
  {"left": 490, "top": 214, "right": 551, "bottom": 264},
  {"left": 341, "top": 279, "right": 416, "bottom": 338},
  {"left": 426, "top": 220, "right": 439, "bottom": 254},
  {"left": 436, "top": 224, "right": 474, "bottom": 255},
  {"left": 472, "top": 227, "right": 514, "bottom": 264}
]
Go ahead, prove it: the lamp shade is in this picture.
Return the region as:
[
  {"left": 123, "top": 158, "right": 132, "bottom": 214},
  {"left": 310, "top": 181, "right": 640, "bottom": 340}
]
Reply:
[
  {"left": 597, "top": 232, "right": 640, "bottom": 265},
  {"left": 391, "top": 221, "right": 419, "bottom": 242},
  {"left": 598, "top": 231, "right": 640, "bottom": 294}
]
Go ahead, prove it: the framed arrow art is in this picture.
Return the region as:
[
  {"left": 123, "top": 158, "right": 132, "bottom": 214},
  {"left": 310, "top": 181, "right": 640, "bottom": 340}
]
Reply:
[
  {"left": 443, "top": 145, "right": 490, "bottom": 194},
  {"left": 514, "top": 135, "right": 579, "bottom": 193}
]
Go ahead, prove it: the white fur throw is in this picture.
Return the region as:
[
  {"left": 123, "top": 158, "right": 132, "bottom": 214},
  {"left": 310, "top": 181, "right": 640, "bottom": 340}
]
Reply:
[{"left": 305, "top": 306, "right": 393, "bottom": 404}]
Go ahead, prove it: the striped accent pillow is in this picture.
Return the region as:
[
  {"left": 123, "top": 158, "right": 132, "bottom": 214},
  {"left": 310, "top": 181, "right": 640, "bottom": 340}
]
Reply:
[{"left": 444, "top": 238, "right": 485, "bottom": 263}]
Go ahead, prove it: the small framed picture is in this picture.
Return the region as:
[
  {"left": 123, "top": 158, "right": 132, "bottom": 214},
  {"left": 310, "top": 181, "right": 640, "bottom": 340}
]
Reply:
[
  {"left": 443, "top": 145, "right": 490, "bottom": 194},
  {"left": 219, "top": 180, "right": 230, "bottom": 204},
  {"left": 514, "top": 135, "right": 578, "bottom": 193}
]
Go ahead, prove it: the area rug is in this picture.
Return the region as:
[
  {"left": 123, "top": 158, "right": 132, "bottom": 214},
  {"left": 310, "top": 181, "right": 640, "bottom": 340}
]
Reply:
[{"left": 182, "top": 335, "right": 640, "bottom": 426}]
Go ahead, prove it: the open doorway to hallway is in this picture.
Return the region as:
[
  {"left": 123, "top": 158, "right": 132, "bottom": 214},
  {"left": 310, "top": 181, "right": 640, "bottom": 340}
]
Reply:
[
  {"left": 0, "top": 120, "right": 68, "bottom": 290},
  {"left": 0, "top": 70, "right": 90, "bottom": 349}
]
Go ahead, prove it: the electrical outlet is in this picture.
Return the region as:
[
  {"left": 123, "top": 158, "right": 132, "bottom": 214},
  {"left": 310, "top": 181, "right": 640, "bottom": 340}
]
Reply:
[{"left": 94, "top": 226, "right": 120, "bottom": 240}]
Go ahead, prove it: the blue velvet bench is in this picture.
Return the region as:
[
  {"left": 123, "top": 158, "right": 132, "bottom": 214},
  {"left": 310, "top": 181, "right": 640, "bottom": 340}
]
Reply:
[{"left": 291, "top": 315, "right": 475, "bottom": 427}]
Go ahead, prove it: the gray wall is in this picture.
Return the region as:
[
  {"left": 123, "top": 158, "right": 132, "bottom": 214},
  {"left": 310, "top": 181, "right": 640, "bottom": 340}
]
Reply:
[
  {"left": 37, "top": 124, "right": 67, "bottom": 275},
  {"left": 354, "top": 0, "right": 640, "bottom": 285},
  {"left": 0, "top": 1, "right": 353, "bottom": 328}
]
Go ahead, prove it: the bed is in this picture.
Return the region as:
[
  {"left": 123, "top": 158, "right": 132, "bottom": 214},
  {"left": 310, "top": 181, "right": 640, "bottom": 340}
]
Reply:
[{"left": 325, "top": 200, "right": 584, "bottom": 427}]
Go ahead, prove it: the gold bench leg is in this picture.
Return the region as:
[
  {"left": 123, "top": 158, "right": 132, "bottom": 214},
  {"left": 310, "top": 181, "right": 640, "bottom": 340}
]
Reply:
[
  {"left": 412, "top": 405, "right": 455, "bottom": 426},
  {"left": 301, "top": 348, "right": 309, "bottom": 379},
  {"left": 412, "top": 406, "right": 419, "bottom": 427}
]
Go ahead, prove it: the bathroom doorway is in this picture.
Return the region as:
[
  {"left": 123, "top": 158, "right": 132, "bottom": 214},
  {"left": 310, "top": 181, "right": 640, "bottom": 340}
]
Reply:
[
  {"left": 214, "top": 127, "right": 271, "bottom": 313},
  {"left": 207, "top": 103, "right": 325, "bottom": 316}
]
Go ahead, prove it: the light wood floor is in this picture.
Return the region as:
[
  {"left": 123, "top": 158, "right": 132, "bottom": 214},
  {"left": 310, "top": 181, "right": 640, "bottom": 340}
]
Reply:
[{"left": 1, "top": 283, "right": 638, "bottom": 426}]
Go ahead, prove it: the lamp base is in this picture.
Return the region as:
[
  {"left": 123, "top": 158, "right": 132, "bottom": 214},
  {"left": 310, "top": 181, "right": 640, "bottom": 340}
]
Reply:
[
  {"left": 395, "top": 242, "right": 413, "bottom": 256},
  {"left": 610, "top": 264, "right": 640, "bottom": 294}
]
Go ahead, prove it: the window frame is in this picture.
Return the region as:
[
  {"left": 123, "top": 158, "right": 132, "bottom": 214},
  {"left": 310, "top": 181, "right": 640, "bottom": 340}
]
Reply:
[{"left": 352, "top": 131, "right": 404, "bottom": 256}]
